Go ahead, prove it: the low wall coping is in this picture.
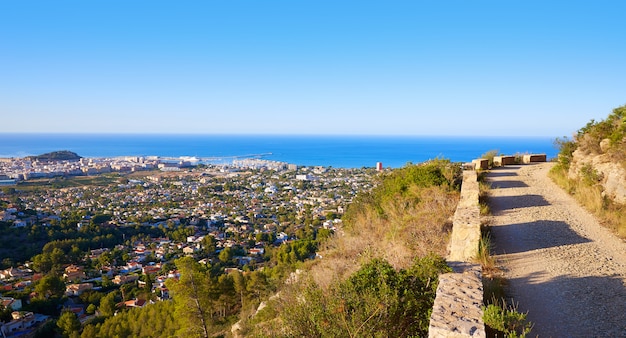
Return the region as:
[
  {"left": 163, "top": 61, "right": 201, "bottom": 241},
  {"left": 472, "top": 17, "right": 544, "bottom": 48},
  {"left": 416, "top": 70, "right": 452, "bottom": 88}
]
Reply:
[{"left": 429, "top": 170, "right": 485, "bottom": 338}]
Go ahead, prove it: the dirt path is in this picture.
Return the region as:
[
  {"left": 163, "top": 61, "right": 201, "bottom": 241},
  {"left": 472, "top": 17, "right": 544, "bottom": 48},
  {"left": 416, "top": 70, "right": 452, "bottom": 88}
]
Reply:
[{"left": 486, "top": 163, "right": 626, "bottom": 337}]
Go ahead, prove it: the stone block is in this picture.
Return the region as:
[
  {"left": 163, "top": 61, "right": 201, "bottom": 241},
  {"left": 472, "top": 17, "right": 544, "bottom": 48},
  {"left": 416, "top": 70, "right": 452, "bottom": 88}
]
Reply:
[
  {"left": 429, "top": 269, "right": 485, "bottom": 338},
  {"left": 522, "top": 154, "right": 547, "bottom": 164},
  {"left": 472, "top": 159, "right": 488, "bottom": 170},
  {"left": 493, "top": 156, "right": 515, "bottom": 166},
  {"left": 462, "top": 162, "right": 475, "bottom": 171}
]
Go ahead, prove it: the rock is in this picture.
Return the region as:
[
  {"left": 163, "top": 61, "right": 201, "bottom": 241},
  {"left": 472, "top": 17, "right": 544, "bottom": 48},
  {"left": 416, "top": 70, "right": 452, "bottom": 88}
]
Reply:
[
  {"left": 569, "top": 150, "right": 626, "bottom": 204},
  {"left": 595, "top": 162, "right": 626, "bottom": 204},
  {"left": 429, "top": 267, "right": 485, "bottom": 338},
  {"left": 600, "top": 138, "right": 611, "bottom": 153}
]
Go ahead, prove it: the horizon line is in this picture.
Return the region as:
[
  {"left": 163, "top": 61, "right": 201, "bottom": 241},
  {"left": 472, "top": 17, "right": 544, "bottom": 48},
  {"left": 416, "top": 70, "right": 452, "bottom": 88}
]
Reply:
[{"left": 0, "top": 132, "right": 563, "bottom": 139}]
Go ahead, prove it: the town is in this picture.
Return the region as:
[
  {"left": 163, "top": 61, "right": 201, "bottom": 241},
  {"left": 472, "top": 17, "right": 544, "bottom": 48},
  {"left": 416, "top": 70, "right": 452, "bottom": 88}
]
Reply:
[{"left": 0, "top": 154, "right": 380, "bottom": 336}]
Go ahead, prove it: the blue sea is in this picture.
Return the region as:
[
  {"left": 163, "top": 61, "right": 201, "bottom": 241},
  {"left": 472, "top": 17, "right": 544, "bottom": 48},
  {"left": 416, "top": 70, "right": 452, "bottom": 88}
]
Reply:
[{"left": 0, "top": 134, "right": 559, "bottom": 168}]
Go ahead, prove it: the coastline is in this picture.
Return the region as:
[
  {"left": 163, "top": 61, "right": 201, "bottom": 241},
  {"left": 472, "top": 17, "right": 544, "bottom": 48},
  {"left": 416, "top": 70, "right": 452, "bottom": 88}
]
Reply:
[{"left": 0, "top": 134, "right": 558, "bottom": 168}]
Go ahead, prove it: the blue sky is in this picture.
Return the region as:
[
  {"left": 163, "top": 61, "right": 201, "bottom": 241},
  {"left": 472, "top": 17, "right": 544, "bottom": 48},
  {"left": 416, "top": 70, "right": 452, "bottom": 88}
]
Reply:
[{"left": 1, "top": 1, "right": 625, "bottom": 137}]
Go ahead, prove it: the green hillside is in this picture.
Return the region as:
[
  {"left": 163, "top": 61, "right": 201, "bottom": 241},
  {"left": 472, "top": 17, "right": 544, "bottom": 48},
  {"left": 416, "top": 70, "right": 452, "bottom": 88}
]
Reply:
[{"left": 27, "top": 150, "right": 82, "bottom": 161}]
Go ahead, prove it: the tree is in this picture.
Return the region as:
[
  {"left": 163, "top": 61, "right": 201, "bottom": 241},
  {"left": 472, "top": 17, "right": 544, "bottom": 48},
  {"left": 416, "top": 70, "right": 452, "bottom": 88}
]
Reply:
[
  {"left": 57, "top": 310, "right": 81, "bottom": 337},
  {"left": 218, "top": 247, "right": 233, "bottom": 264},
  {"left": 201, "top": 235, "right": 216, "bottom": 255},
  {"left": 101, "top": 275, "right": 113, "bottom": 288},
  {"left": 32, "top": 253, "right": 53, "bottom": 273},
  {"left": 99, "top": 292, "right": 117, "bottom": 317},
  {"left": 86, "top": 304, "right": 97, "bottom": 315},
  {"left": 232, "top": 271, "right": 246, "bottom": 308},
  {"left": 35, "top": 274, "right": 66, "bottom": 299},
  {"left": 68, "top": 245, "right": 83, "bottom": 265},
  {"left": 80, "top": 324, "right": 98, "bottom": 338},
  {"left": 91, "top": 214, "right": 112, "bottom": 225},
  {"left": 97, "top": 252, "right": 113, "bottom": 269},
  {"left": 246, "top": 270, "right": 270, "bottom": 300},
  {"left": 166, "top": 257, "right": 214, "bottom": 338}
]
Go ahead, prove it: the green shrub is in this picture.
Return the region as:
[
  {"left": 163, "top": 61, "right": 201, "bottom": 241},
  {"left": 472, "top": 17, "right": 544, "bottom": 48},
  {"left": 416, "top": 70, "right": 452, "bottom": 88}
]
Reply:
[
  {"left": 579, "top": 163, "right": 603, "bottom": 186},
  {"left": 576, "top": 105, "right": 626, "bottom": 156},
  {"left": 344, "top": 159, "right": 461, "bottom": 223},
  {"left": 480, "top": 150, "right": 499, "bottom": 168},
  {"left": 279, "top": 255, "right": 451, "bottom": 338},
  {"left": 483, "top": 301, "right": 533, "bottom": 338},
  {"left": 553, "top": 136, "right": 577, "bottom": 170}
]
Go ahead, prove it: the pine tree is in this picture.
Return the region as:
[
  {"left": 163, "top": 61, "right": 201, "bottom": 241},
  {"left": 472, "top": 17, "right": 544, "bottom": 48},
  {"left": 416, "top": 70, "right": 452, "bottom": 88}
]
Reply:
[
  {"left": 99, "top": 291, "right": 117, "bottom": 317},
  {"left": 57, "top": 310, "right": 81, "bottom": 337},
  {"left": 166, "top": 257, "right": 214, "bottom": 338}
]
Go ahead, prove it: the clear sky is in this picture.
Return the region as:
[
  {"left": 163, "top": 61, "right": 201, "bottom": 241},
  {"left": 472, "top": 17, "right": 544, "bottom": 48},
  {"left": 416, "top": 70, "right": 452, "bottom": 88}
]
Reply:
[{"left": 1, "top": 1, "right": 625, "bottom": 137}]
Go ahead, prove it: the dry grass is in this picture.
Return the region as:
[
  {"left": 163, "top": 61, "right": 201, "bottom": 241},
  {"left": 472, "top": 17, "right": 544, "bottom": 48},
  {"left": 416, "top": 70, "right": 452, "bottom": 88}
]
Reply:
[
  {"left": 309, "top": 185, "right": 459, "bottom": 289},
  {"left": 479, "top": 180, "right": 491, "bottom": 216},
  {"left": 549, "top": 165, "right": 626, "bottom": 238}
]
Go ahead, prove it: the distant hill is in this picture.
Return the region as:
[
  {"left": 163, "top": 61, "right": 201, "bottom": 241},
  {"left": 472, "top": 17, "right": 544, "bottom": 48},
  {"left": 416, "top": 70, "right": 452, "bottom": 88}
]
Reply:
[{"left": 27, "top": 150, "right": 82, "bottom": 161}]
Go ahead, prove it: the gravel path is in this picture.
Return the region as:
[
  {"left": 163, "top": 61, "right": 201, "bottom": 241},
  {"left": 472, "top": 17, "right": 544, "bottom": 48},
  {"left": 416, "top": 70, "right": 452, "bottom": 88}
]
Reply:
[{"left": 486, "top": 163, "right": 626, "bottom": 338}]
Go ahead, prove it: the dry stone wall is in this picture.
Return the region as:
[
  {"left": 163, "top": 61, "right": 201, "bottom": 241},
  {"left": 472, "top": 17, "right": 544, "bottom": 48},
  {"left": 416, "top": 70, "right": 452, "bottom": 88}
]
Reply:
[{"left": 428, "top": 170, "right": 485, "bottom": 338}]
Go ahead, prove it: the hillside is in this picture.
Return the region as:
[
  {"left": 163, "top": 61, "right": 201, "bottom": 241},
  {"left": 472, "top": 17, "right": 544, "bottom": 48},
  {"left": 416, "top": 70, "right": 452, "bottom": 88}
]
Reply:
[
  {"left": 551, "top": 104, "right": 626, "bottom": 236},
  {"left": 27, "top": 150, "right": 82, "bottom": 161},
  {"left": 238, "top": 160, "right": 462, "bottom": 337},
  {"left": 55, "top": 160, "right": 462, "bottom": 338}
]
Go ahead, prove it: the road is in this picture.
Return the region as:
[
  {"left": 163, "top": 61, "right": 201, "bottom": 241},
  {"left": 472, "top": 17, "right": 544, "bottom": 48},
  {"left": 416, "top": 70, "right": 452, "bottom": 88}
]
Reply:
[{"left": 487, "top": 163, "right": 626, "bottom": 337}]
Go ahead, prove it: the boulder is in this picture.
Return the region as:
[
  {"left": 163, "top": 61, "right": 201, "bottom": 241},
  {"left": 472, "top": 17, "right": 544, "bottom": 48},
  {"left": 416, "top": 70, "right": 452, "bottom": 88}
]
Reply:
[{"left": 600, "top": 138, "right": 611, "bottom": 153}]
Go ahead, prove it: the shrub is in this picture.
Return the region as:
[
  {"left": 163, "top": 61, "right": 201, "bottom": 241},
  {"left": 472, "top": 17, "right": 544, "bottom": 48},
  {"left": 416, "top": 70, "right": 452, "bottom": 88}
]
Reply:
[
  {"left": 476, "top": 232, "right": 495, "bottom": 271},
  {"left": 279, "top": 255, "right": 451, "bottom": 338},
  {"left": 555, "top": 136, "right": 577, "bottom": 163},
  {"left": 483, "top": 301, "right": 533, "bottom": 338},
  {"left": 344, "top": 159, "right": 461, "bottom": 223},
  {"left": 576, "top": 105, "right": 626, "bottom": 159},
  {"left": 480, "top": 150, "right": 499, "bottom": 168},
  {"left": 478, "top": 176, "right": 491, "bottom": 216}
]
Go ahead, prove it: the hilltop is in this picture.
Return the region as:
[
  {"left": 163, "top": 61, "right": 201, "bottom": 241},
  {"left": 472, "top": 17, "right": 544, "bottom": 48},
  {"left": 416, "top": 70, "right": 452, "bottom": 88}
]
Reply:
[{"left": 26, "top": 150, "right": 82, "bottom": 161}]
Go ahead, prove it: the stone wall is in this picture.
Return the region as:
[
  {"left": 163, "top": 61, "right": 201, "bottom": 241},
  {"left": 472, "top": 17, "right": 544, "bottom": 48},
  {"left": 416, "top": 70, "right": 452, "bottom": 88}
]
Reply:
[
  {"left": 428, "top": 170, "right": 485, "bottom": 338},
  {"left": 447, "top": 171, "right": 481, "bottom": 262}
]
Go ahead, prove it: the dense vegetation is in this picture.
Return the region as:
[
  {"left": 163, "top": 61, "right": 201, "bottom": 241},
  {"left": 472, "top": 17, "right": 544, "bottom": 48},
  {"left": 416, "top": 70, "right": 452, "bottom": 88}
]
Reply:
[
  {"left": 0, "top": 208, "right": 181, "bottom": 271},
  {"left": 550, "top": 104, "right": 626, "bottom": 236}
]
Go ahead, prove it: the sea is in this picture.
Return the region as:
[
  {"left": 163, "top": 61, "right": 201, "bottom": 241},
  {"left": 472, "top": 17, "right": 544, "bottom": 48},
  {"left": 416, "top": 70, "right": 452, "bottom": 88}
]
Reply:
[{"left": 0, "top": 134, "right": 559, "bottom": 169}]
